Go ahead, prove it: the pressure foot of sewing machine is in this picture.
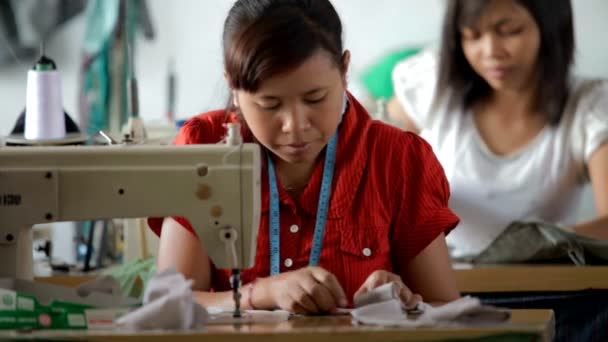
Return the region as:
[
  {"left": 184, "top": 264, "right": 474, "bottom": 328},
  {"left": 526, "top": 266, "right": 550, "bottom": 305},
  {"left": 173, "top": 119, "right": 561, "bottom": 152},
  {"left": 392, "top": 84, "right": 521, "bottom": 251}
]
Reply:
[{"left": 231, "top": 269, "right": 242, "bottom": 318}]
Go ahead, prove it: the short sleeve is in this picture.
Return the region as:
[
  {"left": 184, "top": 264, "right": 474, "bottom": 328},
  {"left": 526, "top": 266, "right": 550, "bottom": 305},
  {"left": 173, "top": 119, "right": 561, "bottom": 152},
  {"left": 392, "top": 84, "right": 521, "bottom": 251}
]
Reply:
[
  {"left": 172, "top": 111, "right": 230, "bottom": 145},
  {"left": 391, "top": 48, "right": 439, "bottom": 131},
  {"left": 580, "top": 80, "right": 608, "bottom": 162},
  {"left": 391, "top": 135, "right": 459, "bottom": 267},
  {"left": 148, "top": 216, "right": 196, "bottom": 237}
]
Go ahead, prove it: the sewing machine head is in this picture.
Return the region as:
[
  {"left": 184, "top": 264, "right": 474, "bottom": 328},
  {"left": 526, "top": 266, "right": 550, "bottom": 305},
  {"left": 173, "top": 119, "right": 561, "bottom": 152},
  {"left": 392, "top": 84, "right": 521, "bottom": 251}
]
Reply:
[{"left": 0, "top": 143, "right": 261, "bottom": 280}]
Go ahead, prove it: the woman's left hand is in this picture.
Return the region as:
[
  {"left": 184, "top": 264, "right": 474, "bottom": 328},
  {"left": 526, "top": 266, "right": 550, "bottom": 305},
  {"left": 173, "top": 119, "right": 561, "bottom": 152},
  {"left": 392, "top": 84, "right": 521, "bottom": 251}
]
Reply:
[{"left": 354, "top": 270, "right": 422, "bottom": 308}]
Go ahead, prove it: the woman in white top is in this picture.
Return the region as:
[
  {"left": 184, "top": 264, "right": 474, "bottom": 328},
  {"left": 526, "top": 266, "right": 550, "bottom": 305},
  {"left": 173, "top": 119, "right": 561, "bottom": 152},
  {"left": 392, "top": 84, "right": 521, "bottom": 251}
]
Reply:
[{"left": 388, "top": 0, "right": 608, "bottom": 259}]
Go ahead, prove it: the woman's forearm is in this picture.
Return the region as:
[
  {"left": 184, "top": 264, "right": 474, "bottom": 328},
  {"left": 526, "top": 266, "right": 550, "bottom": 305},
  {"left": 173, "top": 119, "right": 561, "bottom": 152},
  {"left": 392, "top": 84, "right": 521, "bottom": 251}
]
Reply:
[
  {"left": 193, "top": 290, "right": 241, "bottom": 310},
  {"left": 193, "top": 276, "right": 276, "bottom": 310},
  {"left": 573, "top": 215, "right": 608, "bottom": 240}
]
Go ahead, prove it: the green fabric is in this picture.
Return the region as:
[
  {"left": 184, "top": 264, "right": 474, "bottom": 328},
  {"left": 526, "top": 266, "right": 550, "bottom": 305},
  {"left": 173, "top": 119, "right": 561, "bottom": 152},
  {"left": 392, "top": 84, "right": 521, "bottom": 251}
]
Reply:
[
  {"left": 81, "top": 0, "right": 142, "bottom": 137},
  {"left": 83, "top": 42, "right": 111, "bottom": 138},
  {"left": 82, "top": 0, "right": 120, "bottom": 54},
  {"left": 122, "top": 0, "right": 139, "bottom": 120},
  {"left": 359, "top": 47, "right": 422, "bottom": 99},
  {"left": 82, "top": 0, "right": 119, "bottom": 138},
  {"left": 101, "top": 257, "right": 156, "bottom": 301}
]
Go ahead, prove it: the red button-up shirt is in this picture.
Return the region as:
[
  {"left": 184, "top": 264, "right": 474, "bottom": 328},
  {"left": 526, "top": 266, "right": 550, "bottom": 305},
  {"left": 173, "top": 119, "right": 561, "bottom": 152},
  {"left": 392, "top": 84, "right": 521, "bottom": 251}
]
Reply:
[{"left": 149, "top": 94, "right": 458, "bottom": 301}]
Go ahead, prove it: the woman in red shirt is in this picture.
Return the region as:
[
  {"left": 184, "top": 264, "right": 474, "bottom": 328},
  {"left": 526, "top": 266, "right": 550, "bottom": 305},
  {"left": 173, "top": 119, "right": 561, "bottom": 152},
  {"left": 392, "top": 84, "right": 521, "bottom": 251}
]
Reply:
[{"left": 150, "top": 0, "right": 460, "bottom": 314}]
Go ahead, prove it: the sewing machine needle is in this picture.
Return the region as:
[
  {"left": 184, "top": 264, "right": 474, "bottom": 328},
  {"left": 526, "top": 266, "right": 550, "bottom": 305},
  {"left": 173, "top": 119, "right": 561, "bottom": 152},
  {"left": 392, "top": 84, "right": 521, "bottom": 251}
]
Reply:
[{"left": 231, "top": 269, "right": 242, "bottom": 318}]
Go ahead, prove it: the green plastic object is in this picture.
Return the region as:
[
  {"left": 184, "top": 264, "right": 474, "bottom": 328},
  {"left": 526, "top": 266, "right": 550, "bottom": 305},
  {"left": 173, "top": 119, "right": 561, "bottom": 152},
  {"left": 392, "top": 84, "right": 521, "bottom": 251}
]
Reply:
[
  {"left": 359, "top": 47, "right": 422, "bottom": 99},
  {"left": 102, "top": 257, "right": 157, "bottom": 301},
  {"left": 0, "top": 288, "right": 92, "bottom": 329}
]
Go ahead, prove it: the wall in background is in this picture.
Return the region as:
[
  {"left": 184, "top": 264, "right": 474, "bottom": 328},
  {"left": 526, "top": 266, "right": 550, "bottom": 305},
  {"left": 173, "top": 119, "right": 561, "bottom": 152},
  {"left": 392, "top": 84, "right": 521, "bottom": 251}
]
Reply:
[{"left": 2, "top": 0, "right": 607, "bottom": 133}]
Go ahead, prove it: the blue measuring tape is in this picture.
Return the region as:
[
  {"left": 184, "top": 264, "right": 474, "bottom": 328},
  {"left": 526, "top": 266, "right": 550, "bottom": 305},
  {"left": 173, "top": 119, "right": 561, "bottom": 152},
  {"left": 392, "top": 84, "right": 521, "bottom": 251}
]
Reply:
[{"left": 268, "top": 133, "right": 338, "bottom": 276}]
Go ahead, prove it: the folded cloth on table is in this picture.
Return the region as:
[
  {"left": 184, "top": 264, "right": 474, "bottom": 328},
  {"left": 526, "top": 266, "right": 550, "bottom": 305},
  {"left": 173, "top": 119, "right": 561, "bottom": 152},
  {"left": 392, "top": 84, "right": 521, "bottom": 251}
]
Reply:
[
  {"left": 116, "top": 267, "right": 208, "bottom": 330},
  {"left": 465, "top": 221, "right": 608, "bottom": 265},
  {"left": 351, "top": 283, "right": 510, "bottom": 327}
]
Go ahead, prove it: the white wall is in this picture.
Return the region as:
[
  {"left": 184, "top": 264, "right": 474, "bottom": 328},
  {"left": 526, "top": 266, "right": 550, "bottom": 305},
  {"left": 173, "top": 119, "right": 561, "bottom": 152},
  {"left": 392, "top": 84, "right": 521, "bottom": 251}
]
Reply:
[
  {"left": 0, "top": 1, "right": 604, "bottom": 235},
  {"left": 3, "top": 0, "right": 607, "bottom": 134}
]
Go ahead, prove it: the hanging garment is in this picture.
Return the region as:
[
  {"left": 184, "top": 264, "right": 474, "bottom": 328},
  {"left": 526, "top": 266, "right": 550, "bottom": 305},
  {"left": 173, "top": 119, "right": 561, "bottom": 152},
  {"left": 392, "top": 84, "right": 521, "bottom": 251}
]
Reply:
[{"left": 78, "top": 0, "right": 154, "bottom": 139}]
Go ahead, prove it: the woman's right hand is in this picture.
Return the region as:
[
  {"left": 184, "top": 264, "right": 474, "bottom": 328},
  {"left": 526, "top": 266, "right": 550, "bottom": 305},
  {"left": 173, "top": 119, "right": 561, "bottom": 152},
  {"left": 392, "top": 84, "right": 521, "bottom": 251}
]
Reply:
[{"left": 266, "top": 266, "right": 348, "bottom": 314}]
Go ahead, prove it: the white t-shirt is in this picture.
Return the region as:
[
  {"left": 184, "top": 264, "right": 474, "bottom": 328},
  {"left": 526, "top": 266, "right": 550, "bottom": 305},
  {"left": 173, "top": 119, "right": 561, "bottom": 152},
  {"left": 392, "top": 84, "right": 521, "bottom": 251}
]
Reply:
[{"left": 393, "top": 49, "right": 608, "bottom": 258}]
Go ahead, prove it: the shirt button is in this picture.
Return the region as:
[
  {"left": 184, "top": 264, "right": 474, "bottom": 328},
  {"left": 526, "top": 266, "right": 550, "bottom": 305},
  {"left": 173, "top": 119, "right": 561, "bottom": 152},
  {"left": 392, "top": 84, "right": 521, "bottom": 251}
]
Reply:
[
  {"left": 362, "top": 248, "right": 372, "bottom": 257},
  {"left": 284, "top": 258, "right": 293, "bottom": 268},
  {"left": 289, "top": 224, "right": 299, "bottom": 233}
]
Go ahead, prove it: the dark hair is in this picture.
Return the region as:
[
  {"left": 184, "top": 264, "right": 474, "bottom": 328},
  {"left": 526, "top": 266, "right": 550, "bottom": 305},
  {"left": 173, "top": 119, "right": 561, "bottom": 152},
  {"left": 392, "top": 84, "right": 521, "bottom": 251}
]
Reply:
[
  {"left": 223, "top": 0, "right": 345, "bottom": 94},
  {"left": 436, "top": 0, "right": 574, "bottom": 125}
]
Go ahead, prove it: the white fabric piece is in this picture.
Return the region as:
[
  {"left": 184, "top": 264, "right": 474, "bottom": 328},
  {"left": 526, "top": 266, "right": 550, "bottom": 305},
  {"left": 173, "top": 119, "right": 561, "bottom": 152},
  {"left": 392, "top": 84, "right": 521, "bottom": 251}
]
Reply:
[
  {"left": 352, "top": 297, "right": 510, "bottom": 327},
  {"left": 392, "top": 49, "right": 608, "bottom": 258},
  {"left": 116, "top": 267, "right": 208, "bottom": 330},
  {"left": 354, "top": 282, "right": 401, "bottom": 308},
  {"left": 351, "top": 283, "right": 509, "bottom": 327},
  {"left": 76, "top": 275, "right": 121, "bottom": 297}
]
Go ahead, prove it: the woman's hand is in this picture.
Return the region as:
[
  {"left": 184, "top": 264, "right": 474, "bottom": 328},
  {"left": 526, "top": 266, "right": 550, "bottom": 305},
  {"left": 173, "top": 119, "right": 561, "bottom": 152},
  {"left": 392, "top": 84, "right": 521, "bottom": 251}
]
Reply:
[
  {"left": 354, "top": 270, "right": 422, "bottom": 308},
  {"left": 267, "top": 266, "right": 347, "bottom": 314}
]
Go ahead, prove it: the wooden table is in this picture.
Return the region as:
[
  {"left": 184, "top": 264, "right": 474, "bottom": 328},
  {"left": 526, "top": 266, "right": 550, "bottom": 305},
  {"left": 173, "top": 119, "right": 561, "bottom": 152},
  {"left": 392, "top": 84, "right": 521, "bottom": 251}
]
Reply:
[
  {"left": 36, "top": 265, "right": 608, "bottom": 294},
  {"left": 34, "top": 275, "right": 97, "bottom": 287},
  {"left": 25, "top": 275, "right": 555, "bottom": 340},
  {"left": 0, "top": 309, "right": 554, "bottom": 342},
  {"left": 454, "top": 264, "right": 608, "bottom": 293}
]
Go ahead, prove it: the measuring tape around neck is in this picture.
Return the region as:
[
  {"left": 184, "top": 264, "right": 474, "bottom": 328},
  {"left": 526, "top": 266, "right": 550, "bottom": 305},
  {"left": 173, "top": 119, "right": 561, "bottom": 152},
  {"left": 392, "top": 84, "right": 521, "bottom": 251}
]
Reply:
[{"left": 267, "top": 132, "right": 338, "bottom": 275}]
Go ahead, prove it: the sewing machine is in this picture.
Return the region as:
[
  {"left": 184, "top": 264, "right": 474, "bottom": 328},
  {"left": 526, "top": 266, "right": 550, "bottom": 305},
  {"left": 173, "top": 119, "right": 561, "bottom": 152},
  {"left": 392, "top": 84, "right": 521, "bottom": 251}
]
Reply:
[{"left": 0, "top": 136, "right": 261, "bottom": 316}]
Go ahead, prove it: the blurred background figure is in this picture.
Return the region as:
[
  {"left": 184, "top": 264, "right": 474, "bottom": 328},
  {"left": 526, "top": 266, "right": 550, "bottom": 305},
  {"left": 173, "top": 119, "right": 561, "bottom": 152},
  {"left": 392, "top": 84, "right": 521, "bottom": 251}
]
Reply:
[{"left": 388, "top": 0, "right": 608, "bottom": 259}]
